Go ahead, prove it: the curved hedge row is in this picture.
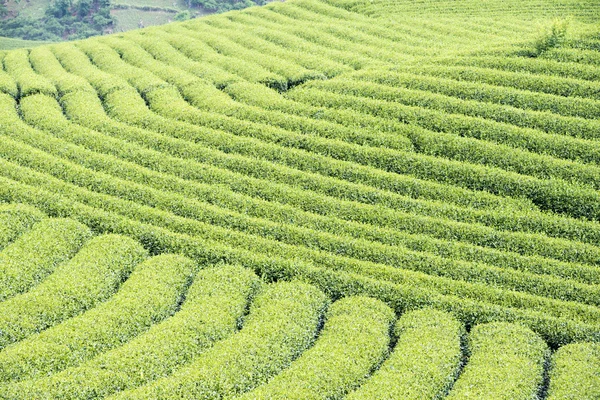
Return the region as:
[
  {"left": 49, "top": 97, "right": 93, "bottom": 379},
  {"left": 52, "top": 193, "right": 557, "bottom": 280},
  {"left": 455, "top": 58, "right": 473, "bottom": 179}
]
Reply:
[
  {"left": 346, "top": 308, "right": 463, "bottom": 400},
  {"left": 0, "top": 234, "right": 147, "bottom": 350},
  {"left": 0, "top": 217, "right": 92, "bottom": 302},
  {"left": 419, "top": 64, "right": 600, "bottom": 99},
  {"left": 352, "top": 68, "right": 600, "bottom": 121},
  {"left": 1, "top": 142, "right": 598, "bottom": 326},
  {"left": 2, "top": 49, "right": 57, "bottom": 98},
  {"left": 10, "top": 100, "right": 600, "bottom": 307},
  {"left": 111, "top": 281, "right": 329, "bottom": 399},
  {"left": 547, "top": 342, "right": 600, "bottom": 400},
  {"left": 237, "top": 296, "right": 395, "bottom": 399},
  {"left": 13, "top": 93, "right": 600, "bottom": 289},
  {"left": 0, "top": 254, "right": 195, "bottom": 382},
  {"left": 0, "top": 203, "right": 45, "bottom": 251},
  {"left": 2, "top": 265, "right": 261, "bottom": 399},
  {"left": 0, "top": 174, "right": 597, "bottom": 348},
  {"left": 290, "top": 81, "right": 600, "bottom": 168},
  {"left": 446, "top": 322, "right": 549, "bottom": 400}
]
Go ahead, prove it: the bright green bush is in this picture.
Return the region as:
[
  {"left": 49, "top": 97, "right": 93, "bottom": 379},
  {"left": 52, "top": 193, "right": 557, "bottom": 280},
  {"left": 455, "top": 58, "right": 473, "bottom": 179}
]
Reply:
[
  {"left": 0, "top": 174, "right": 597, "bottom": 348},
  {"left": 29, "top": 46, "right": 95, "bottom": 96},
  {"left": 446, "top": 322, "right": 549, "bottom": 400},
  {"left": 346, "top": 308, "right": 463, "bottom": 400},
  {"left": 2, "top": 49, "right": 57, "bottom": 98},
  {"left": 0, "top": 234, "right": 147, "bottom": 350},
  {"left": 547, "top": 342, "right": 600, "bottom": 400},
  {"left": 18, "top": 93, "right": 600, "bottom": 288},
  {"left": 0, "top": 203, "right": 45, "bottom": 250},
  {"left": 3, "top": 265, "right": 261, "bottom": 399},
  {"left": 0, "top": 254, "right": 195, "bottom": 382},
  {"left": 237, "top": 296, "right": 395, "bottom": 399},
  {"left": 353, "top": 68, "right": 600, "bottom": 122},
  {"left": 0, "top": 69, "right": 17, "bottom": 97},
  {"left": 419, "top": 63, "right": 600, "bottom": 100},
  {"left": 0, "top": 217, "right": 92, "bottom": 302},
  {"left": 111, "top": 280, "right": 329, "bottom": 399},
  {"left": 1, "top": 137, "right": 598, "bottom": 325}
]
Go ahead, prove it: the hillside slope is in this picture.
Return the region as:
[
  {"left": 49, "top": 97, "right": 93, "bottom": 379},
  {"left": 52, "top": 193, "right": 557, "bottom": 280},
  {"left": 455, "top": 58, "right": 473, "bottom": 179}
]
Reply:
[{"left": 0, "top": 0, "right": 599, "bottom": 397}]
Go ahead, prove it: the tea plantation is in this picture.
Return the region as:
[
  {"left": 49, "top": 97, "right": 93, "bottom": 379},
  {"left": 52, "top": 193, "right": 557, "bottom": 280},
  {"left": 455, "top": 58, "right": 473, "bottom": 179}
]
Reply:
[{"left": 0, "top": 0, "right": 599, "bottom": 398}]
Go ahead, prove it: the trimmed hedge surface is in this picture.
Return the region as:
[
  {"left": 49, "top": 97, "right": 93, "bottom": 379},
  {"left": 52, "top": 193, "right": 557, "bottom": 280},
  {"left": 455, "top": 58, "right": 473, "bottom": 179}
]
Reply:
[
  {"left": 0, "top": 203, "right": 45, "bottom": 251},
  {"left": 0, "top": 218, "right": 92, "bottom": 303},
  {"left": 1, "top": 265, "right": 261, "bottom": 399},
  {"left": 346, "top": 308, "right": 463, "bottom": 400},
  {"left": 237, "top": 296, "right": 395, "bottom": 399},
  {"left": 547, "top": 342, "right": 600, "bottom": 400},
  {"left": 111, "top": 280, "right": 329, "bottom": 399},
  {"left": 446, "top": 322, "right": 549, "bottom": 400},
  {"left": 0, "top": 254, "right": 195, "bottom": 382},
  {"left": 0, "top": 234, "right": 147, "bottom": 350}
]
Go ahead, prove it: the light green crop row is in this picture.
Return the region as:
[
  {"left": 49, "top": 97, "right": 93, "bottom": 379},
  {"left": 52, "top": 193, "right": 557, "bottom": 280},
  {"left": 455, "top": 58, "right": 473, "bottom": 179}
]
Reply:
[
  {"left": 149, "top": 87, "right": 600, "bottom": 222},
  {"left": 237, "top": 296, "right": 395, "bottom": 399},
  {"left": 0, "top": 173, "right": 597, "bottom": 347},
  {"left": 286, "top": 86, "right": 600, "bottom": 221},
  {"left": 207, "top": 11, "right": 366, "bottom": 70},
  {"left": 0, "top": 234, "right": 147, "bottom": 350},
  {"left": 347, "top": 70, "right": 600, "bottom": 143},
  {"left": 17, "top": 93, "right": 600, "bottom": 288},
  {"left": 297, "top": 78, "right": 600, "bottom": 189},
  {"left": 5, "top": 122, "right": 600, "bottom": 313},
  {"left": 445, "top": 54, "right": 600, "bottom": 81},
  {"left": 421, "top": 63, "right": 600, "bottom": 99},
  {"left": 0, "top": 69, "right": 17, "bottom": 97},
  {"left": 133, "top": 30, "right": 287, "bottom": 90},
  {"left": 50, "top": 43, "right": 536, "bottom": 218},
  {"left": 544, "top": 47, "right": 600, "bottom": 66},
  {"left": 29, "top": 46, "right": 96, "bottom": 96},
  {"left": 0, "top": 254, "right": 195, "bottom": 383},
  {"left": 183, "top": 19, "right": 351, "bottom": 77},
  {"left": 293, "top": 80, "right": 600, "bottom": 168},
  {"left": 112, "top": 280, "right": 329, "bottom": 399},
  {"left": 99, "top": 36, "right": 413, "bottom": 154},
  {"left": 9, "top": 99, "right": 600, "bottom": 313},
  {"left": 167, "top": 25, "right": 323, "bottom": 87},
  {"left": 0, "top": 203, "right": 45, "bottom": 251},
  {"left": 346, "top": 308, "right": 463, "bottom": 400},
  {"left": 2, "top": 49, "right": 56, "bottom": 98},
  {"left": 16, "top": 56, "right": 600, "bottom": 262},
  {"left": 3, "top": 265, "right": 261, "bottom": 400},
  {"left": 51, "top": 43, "right": 133, "bottom": 99},
  {"left": 0, "top": 217, "right": 91, "bottom": 302},
  {"left": 352, "top": 68, "right": 600, "bottom": 121},
  {"left": 547, "top": 342, "right": 600, "bottom": 400},
  {"left": 446, "top": 322, "right": 548, "bottom": 400},
  {"left": 212, "top": 8, "right": 370, "bottom": 69},
  {"left": 227, "top": 3, "right": 420, "bottom": 63},
  {"left": 20, "top": 91, "right": 600, "bottom": 277},
  {"left": 1, "top": 145, "right": 599, "bottom": 326},
  {"left": 75, "top": 41, "right": 421, "bottom": 181}
]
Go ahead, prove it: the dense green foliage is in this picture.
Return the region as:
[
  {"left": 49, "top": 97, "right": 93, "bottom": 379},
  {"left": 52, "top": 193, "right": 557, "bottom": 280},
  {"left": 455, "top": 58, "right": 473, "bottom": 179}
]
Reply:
[
  {"left": 0, "top": 235, "right": 147, "bottom": 350},
  {"left": 346, "top": 309, "right": 463, "bottom": 399},
  {"left": 0, "top": 218, "right": 92, "bottom": 302},
  {"left": 547, "top": 342, "right": 600, "bottom": 400},
  {"left": 0, "top": 0, "right": 598, "bottom": 396},
  {"left": 446, "top": 322, "right": 549, "bottom": 400},
  {"left": 112, "top": 280, "right": 329, "bottom": 399},
  {"left": 1, "top": 265, "right": 261, "bottom": 399},
  {"left": 237, "top": 296, "right": 395, "bottom": 399}
]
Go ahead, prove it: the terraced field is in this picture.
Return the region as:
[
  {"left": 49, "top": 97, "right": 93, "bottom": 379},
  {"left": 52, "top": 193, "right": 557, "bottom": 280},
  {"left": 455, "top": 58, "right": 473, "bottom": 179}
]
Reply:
[{"left": 0, "top": 0, "right": 599, "bottom": 397}]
